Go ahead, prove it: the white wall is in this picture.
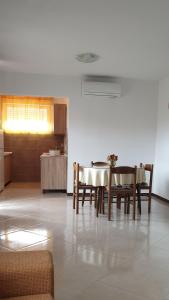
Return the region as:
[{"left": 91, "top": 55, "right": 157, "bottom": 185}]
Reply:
[
  {"left": 153, "top": 77, "right": 169, "bottom": 199},
  {"left": 0, "top": 71, "right": 158, "bottom": 192}
]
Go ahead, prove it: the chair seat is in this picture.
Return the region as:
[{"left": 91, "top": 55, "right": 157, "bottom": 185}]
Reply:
[
  {"left": 111, "top": 189, "right": 133, "bottom": 196},
  {"left": 79, "top": 183, "right": 94, "bottom": 188},
  {"left": 3, "top": 294, "right": 53, "bottom": 300},
  {"left": 106, "top": 184, "right": 133, "bottom": 192},
  {"left": 139, "top": 182, "right": 149, "bottom": 189}
]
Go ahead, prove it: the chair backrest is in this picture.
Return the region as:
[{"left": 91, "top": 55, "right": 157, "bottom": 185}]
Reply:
[
  {"left": 73, "top": 161, "right": 80, "bottom": 187},
  {"left": 144, "top": 164, "right": 153, "bottom": 172},
  {"left": 140, "top": 163, "right": 154, "bottom": 188},
  {"left": 108, "top": 166, "right": 137, "bottom": 189},
  {"left": 110, "top": 166, "right": 137, "bottom": 175},
  {"left": 91, "top": 161, "right": 109, "bottom": 167},
  {"left": 73, "top": 162, "right": 77, "bottom": 186}
]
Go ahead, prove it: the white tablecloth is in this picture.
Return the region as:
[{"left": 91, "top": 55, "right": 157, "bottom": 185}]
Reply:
[{"left": 79, "top": 166, "right": 146, "bottom": 187}]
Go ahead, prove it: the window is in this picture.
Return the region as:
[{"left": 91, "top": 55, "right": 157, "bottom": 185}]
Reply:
[{"left": 1, "top": 96, "right": 53, "bottom": 134}]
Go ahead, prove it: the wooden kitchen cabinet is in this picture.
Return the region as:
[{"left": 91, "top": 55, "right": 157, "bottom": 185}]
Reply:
[
  {"left": 54, "top": 104, "right": 67, "bottom": 135},
  {"left": 41, "top": 154, "right": 67, "bottom": 191}
]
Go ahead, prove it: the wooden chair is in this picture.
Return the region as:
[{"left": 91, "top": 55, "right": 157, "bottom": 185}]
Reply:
[
  {"left": 137, "top": 163, "right": 154, "bottom": 214},
  {"left": 73, "top": 162, "right": 96, "bottom": 214},
  {"left": 107, "top": 166, "right": 137, "bottom": 221}
]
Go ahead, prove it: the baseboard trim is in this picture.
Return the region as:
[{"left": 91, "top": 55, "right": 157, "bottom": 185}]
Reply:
[{"left": 152, "top": 193, "right": 169, "bottom": 203}]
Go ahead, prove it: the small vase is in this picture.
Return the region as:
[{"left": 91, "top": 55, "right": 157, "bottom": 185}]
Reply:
[{"left": 109, "top": 160, "right": 116, "bottom": 167}]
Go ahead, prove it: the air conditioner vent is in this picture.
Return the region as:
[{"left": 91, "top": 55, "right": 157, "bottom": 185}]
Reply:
[{"left": 82, "top": 80, "right": 121, "bottom": 98}]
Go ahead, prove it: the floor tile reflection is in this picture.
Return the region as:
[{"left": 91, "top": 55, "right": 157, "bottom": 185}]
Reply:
[{"left": 0, "top": 230, "right": 49, "bottom": 250}]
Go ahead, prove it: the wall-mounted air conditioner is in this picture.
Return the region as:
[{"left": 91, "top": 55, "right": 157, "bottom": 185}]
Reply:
[{"left": 82, "top": 79, "right": 121, "bottom": 98}]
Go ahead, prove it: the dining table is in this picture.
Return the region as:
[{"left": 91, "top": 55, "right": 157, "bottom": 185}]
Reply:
[
  {"left": 79, "top": 165, "right": 146, "bottom": 187},
  {"left": 79, "top": 165, "right": 146, "bottom": 214}
]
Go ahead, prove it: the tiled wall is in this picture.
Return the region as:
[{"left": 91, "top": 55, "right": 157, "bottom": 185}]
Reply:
[{"left": 4, "top": 133, "right": 64, "bottom": 182}]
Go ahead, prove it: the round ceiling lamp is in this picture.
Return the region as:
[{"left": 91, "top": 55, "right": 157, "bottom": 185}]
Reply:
[{"left": 75, "top": 52, "right": 100, "bottom": 63}]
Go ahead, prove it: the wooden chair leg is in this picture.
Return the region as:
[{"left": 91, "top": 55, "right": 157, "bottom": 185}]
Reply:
[
  {"left": 116, "top": 195, "right": 121, "bottom": 209},
  {"left": 94, "top": 188, "right": 97, "bottom": 208},
  {"left": 102, "top": 187, "right": 105, "bottom": 214},
  {"left": 117, "top": 195, "right": 121, "bottom": 209},
  {"left": 133, "top": 194, "right": 136, "bottom": 220},
  {"left": 90, "top": 188, "right": 93, "bottom": 205},
  {"left": 148, "top": 191, "right": 151, "bottom": 214},
  {"left": 73, "top": 187, "right": 76, "bottom": 209},
  {"left": 137, "top": 185, "right": 141, "bottom": 215},
  {"left": 76, "top": 189, "right": 79, "bottom": 214},
  {"left": 108, "top": 190, "right": 111, "bottom": 221},
  {"left": 96, "top": 188, "right": 100, "bottom": 217},
  {"left": 138, "top": 197, "right": 141, "bottom": 215},
  {"left": 124, "top": 196, "right": 127, "bottom": 214},
  {"left": 82, "top": 189, "right": 85, "bottom": 206},
  {"left": 127, "top": 195, "right": 130, "bottom": 214},
  {"left": 99, "top": 188, "right": 102, "bottom": 213}
]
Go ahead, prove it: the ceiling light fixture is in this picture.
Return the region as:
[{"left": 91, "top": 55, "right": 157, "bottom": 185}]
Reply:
[{"left": 75, "top": 52, "right": 100, "bottom": 63}]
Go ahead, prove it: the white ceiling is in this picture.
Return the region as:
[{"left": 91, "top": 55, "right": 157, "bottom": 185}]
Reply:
[{"left": 1, "top": 0, "right": 169, "bottom": 80}]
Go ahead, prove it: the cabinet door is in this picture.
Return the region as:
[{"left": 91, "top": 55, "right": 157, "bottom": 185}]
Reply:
[
  {"left": 41, "top": 156, "right": 67, "bottom": 190},
  {"left": 54, "top": 104, "right": 67, "bottom": 135},
  {"left": 4, "top": 155, "right": 12, "bottom": 185}
]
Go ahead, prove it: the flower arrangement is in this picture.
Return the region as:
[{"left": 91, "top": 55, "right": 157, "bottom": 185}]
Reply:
[{"left": 107, "top": 154, "right": 118, "bottom": 167}]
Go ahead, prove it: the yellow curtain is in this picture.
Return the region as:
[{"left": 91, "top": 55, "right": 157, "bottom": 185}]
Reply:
[{"left": 1, "top": 96, "right": 54, "bottom": 134}]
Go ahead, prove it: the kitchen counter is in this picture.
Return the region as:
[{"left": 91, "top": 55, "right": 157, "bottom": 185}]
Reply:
[{"left": 40, "top": 153, "right": 67, "bottom": 158}]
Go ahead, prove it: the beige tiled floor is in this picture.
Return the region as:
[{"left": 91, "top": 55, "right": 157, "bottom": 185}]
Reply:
[{"left": 1, "top": 183, "right": 169, "bottom": 300}]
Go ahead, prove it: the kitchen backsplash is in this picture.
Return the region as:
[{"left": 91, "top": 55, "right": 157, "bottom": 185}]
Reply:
[{"left": 4, "top": 133, "right": 65, "bottom": 182}]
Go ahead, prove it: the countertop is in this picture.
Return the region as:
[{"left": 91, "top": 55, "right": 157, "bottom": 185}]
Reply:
[
  {"left": 40, "top": 153, "right": 67, "bottom": 158},
  {"left": 4, "top": 152, "right": 13, "bottom": 157}
]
